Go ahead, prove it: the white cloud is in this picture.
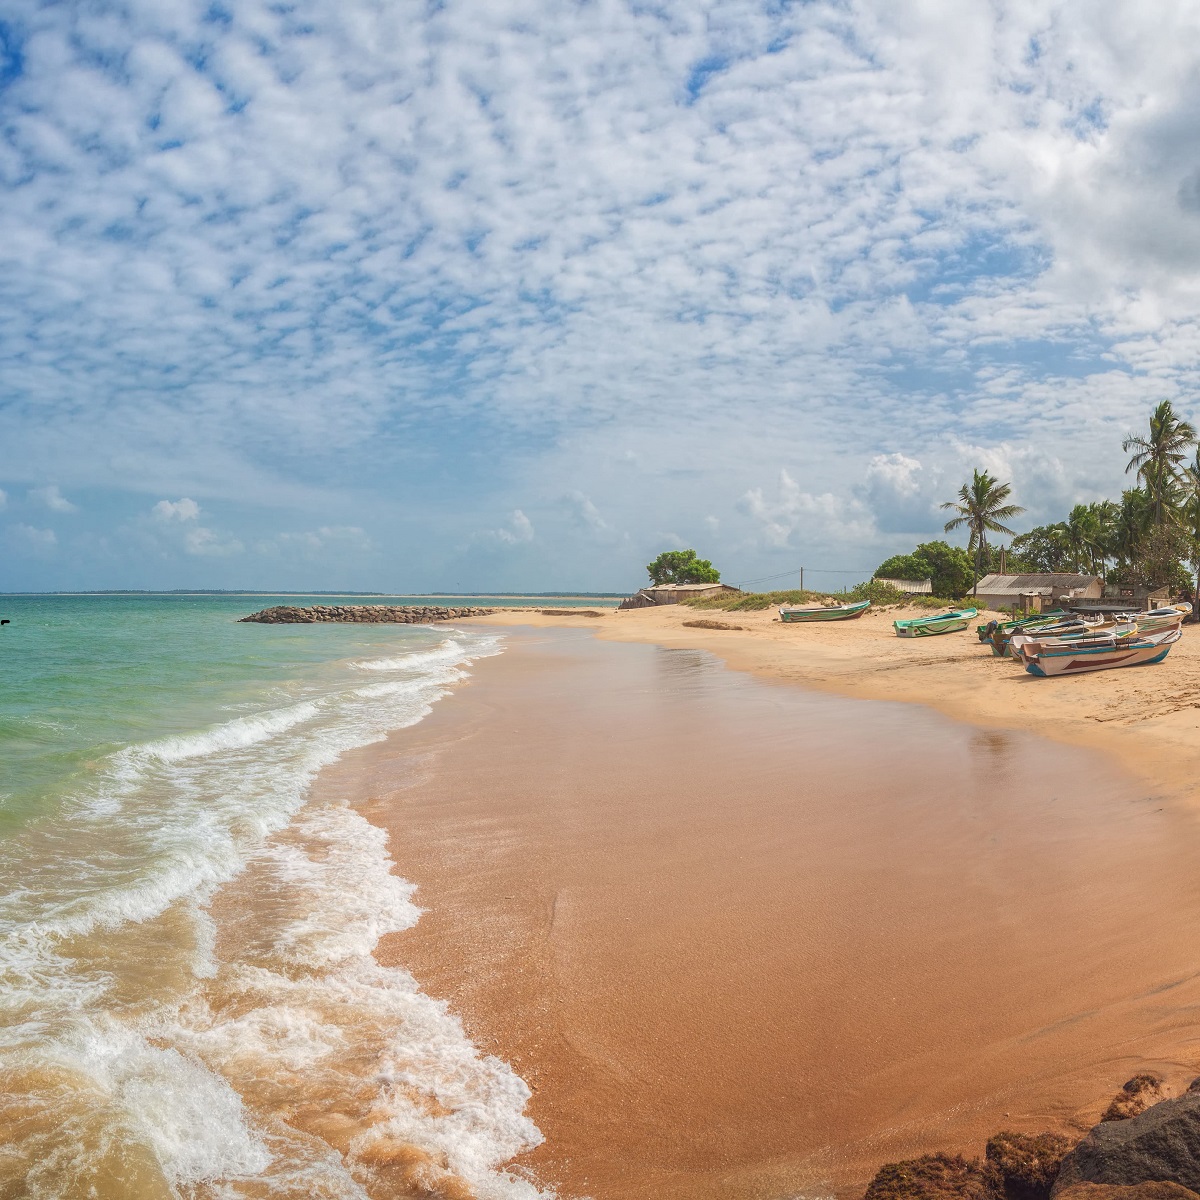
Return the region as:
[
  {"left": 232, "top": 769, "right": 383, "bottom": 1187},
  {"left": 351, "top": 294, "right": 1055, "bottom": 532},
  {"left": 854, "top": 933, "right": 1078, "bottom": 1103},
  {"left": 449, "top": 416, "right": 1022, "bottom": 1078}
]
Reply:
[
  {"left": 0, "top": 489, "right": 6, "bottom": 510},
  {"left": 7, "top": 524, "right": 57, "bottom": 554},
  {"left": 486, "top": 510, "right": 534, "bottom": 545},
  {"left": 6, "top": 2, "right": 1200, "bottom": 589},
  {"left": 740, "top": 469, "right": 874, "bottom": 548},
  {"left": 270, "top": 525, "right": 373, "bottom": 554},
  {"left": 28, "top": 486, "right": 76, "bottom": 513},
  {"left": 183, "top": 526, "right": 243, "bottom": 557},
  {"left": 153, "top": 498, "right": 201, "bottom": 522}
]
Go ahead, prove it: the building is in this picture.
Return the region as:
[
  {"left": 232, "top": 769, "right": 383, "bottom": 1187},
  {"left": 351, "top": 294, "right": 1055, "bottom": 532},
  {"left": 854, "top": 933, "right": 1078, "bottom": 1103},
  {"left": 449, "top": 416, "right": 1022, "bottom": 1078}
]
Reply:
[
  {"left": 618, "top": 582, "right": 742, "bottom": 609},
  {"left": 1069, "top": 581, "right": 1174, "bottom": 614},
  {"left": 973, "top": 573, "right": 1103, "bottom": 612},
  {"left": 874, "top": 577, "right": 933, "bottom": 595}
]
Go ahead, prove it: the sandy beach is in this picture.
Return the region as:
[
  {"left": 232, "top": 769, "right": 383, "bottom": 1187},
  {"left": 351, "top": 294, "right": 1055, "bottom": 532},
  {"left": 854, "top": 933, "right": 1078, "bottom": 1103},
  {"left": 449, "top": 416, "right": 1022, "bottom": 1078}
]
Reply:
[
  {"left": 312, "top": 613, "right": 1200, "bottom": 1200},
  {"left": 471, "top": 603, "right": 1200, "bottom": 799}
]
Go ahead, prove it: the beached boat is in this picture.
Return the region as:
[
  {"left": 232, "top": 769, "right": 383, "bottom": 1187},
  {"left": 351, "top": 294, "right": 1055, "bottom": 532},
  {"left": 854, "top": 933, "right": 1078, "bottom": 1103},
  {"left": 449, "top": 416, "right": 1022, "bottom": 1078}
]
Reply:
[
  {"left": 1017, "top": 626, "right": 1181, "bottom": 677},
  {"left": 778, "top": 599, "right": 871, "bottom": 622},
  {"left": 1119, "top": 602, "right": 1191, "bottom": 634},
  {"left": 976, "top": 609, "right": 1067, "bottom": 645},
  {"left": 893, "top": 607, "right": 979, "bottom": 637},
  {"left": 1008, "top": 621, "right": 1138, "bottom": 659},
  {"left": 988, "top": 613, "right": 1100, "bottom": 657}
]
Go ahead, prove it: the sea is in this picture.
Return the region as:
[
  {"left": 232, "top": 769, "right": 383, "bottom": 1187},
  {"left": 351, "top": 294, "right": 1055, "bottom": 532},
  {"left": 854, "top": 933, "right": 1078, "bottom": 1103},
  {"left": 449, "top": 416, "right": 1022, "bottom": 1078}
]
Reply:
[{"left": 0, "top": 594, "right": 603, "bottom": 1200}]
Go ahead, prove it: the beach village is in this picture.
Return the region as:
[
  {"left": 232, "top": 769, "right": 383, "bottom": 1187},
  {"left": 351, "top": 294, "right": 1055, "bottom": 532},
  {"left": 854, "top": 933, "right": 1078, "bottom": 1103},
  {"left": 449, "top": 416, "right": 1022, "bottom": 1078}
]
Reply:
[{"left": 616, "top": 400, "right": 1200, "bottom": 681}]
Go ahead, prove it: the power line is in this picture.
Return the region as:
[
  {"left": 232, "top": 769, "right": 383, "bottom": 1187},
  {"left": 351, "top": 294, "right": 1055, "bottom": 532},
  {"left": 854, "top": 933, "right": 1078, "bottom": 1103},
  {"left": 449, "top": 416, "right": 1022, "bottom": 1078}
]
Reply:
[{"left": 733, "top": 565, "right": 873, "bottom": 588}]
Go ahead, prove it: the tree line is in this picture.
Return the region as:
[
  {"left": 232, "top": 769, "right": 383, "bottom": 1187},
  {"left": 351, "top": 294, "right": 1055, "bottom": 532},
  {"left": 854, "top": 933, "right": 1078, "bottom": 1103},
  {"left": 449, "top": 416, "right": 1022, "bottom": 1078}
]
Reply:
[{"left": 878, "top": 401, "right": 1200, "bottom": 599}]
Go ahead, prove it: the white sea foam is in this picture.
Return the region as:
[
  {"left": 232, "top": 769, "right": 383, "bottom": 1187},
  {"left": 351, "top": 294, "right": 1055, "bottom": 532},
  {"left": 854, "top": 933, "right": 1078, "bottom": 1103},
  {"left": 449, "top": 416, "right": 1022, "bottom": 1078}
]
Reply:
[
  {"left": 0, "top": 627, "right": 539, "bottom": 1198},
  {"left": 351, "top": 636, "right": 469, "bottom": 672}
]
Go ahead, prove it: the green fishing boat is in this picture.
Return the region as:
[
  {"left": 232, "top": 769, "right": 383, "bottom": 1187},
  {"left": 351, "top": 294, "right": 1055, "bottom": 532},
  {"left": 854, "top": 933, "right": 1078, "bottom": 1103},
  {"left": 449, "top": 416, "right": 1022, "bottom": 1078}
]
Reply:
[
  {"left": 779, "top": 599, "right": 871, "bottom": 622},
  {"left": 893, "top": 607, "right": 979, "bottom": 638}
]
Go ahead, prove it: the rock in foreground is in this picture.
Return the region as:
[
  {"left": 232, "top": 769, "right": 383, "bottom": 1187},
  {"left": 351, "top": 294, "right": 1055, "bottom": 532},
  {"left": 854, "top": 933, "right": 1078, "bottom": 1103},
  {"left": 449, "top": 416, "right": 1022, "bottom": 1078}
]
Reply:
[
  {"left": 987, "top": 1132, "right": 1075, "bottom": 1200},
  {"left": 1053, "top": 1091, "right": 1200, "bottom": 1195},
  {"left": 1103, "top": 1078, "right": 1169, "bottom": 1124},
  {"left": 239, "top": 604, "right": 495, "bottom": 624},
  {"left": 1054, "top": 1183, "right": 1200, "bottom": 1200},
  {"left": 864, "top": 1154, "right": 1003, "bottom": 1200}
]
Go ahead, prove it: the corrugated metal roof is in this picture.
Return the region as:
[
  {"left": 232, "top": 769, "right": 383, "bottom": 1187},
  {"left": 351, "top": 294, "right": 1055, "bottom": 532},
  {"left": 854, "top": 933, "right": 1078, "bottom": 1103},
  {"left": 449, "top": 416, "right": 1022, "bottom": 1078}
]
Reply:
[
  {"left": 976, "top": 573, "right": 1101, "bottom": 590},
  {"left": 644, "top": 582, "right": 738, "bottom": 593},
  {"left": 874, "top": 577, "right": 934, "bottom": 594}
]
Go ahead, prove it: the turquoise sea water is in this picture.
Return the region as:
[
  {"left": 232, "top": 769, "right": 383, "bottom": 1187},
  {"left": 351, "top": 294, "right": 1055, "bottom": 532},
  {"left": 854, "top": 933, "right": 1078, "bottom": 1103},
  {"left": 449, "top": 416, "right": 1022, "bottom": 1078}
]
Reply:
[{"left": 0, "top": 594, "right": 548, "bottom": 1200}]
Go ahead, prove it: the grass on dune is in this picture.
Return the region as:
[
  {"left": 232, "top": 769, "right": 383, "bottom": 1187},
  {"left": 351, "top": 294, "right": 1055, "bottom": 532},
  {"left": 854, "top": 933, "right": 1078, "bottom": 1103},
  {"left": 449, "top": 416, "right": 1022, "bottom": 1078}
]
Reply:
[{"left": 682, "top": 586, "right": 970, "bottom": 612}]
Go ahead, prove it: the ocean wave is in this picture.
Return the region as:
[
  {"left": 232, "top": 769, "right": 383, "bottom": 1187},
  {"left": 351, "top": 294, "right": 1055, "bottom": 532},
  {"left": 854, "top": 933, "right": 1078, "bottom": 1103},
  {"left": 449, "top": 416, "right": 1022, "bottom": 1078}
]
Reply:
[{"left": 0, "top": 627, "right": 541, "bottom": 1198}]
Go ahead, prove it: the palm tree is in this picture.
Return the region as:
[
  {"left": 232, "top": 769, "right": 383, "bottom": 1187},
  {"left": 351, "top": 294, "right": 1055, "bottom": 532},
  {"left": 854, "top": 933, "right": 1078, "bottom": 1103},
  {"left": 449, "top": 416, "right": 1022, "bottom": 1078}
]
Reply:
[
  {"left": 1183, "top": 450, "right": 1200, "bottom": 615},
  {"left": 1122, "top": 400, "right": 1197, "bottom": 526},
  {"left": 941, "top": 469, "right": 1026, "bottom": 594},
  {"left": 1109, "top": 488, "right": 1152, "bottom": 575}
]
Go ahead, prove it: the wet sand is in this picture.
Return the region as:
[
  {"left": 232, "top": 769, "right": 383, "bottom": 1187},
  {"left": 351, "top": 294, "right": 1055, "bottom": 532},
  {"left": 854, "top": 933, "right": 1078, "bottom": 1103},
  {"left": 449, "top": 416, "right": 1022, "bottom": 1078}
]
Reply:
[
  {"left": 316, "top": 626, "right": 1200, "bottom": 1200},
  {"left": 469, "top": 603, "right": 1200, "bottom": 801}
]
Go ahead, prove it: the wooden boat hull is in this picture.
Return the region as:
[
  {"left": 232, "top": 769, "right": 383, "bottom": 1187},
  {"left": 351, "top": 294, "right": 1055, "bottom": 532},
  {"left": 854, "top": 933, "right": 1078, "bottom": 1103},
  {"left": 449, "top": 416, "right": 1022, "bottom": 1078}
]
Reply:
[
  {"left": 894, "top": 608, "right": 978, "bottom": 637},
  {"left": 1020, "top": 628, "right": 1181, "bottom": 676},
  {"left": 779, "top": 600, "right": 871, "bottom": 622}
]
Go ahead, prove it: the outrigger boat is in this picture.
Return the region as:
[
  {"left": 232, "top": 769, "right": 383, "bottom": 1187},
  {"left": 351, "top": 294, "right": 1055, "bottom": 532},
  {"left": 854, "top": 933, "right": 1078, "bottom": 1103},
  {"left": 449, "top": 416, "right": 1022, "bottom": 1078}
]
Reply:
[
  {"left": 1115, "top": 602, "right": 1191, "bottom": 634},
  {"left": 988, "top": 613, "right": 1101, "bottom": 657},
  {"left": 779, "top": 599, "right": 871, "bottom": 623},
  {"left": 1016, "top": 625, "right": 1181, "bottom": 677},
  {"left": 976, "top": 609, "right": 1067, "bottom": 645},
  {"left": 1008, "top": 621, "right": 1138, "bottom": 659},
  {"left": 893, "top": 607, "right": 979, "bottom": 637}
]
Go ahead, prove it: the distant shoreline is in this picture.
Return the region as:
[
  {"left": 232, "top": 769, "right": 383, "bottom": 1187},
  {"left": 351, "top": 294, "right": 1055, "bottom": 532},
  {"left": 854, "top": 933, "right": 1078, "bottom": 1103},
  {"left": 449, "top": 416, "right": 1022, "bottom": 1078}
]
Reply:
[{"left": 0, "top": 590, "right": 625, "bottom": 600}]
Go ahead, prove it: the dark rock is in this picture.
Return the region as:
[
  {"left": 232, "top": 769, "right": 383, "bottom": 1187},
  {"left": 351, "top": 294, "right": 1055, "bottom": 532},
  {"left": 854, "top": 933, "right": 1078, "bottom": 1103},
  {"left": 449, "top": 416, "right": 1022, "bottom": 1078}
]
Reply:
[
  {"left": 1054, "top": 1183, "right": 1200, "bottom": 1200},
  {"left": 1103, "top": 1077, "right": 1168, "bottom": 1124},
  {"left": 987, "top": 1132, "right": 1076, "bottom": 1200},
  {"left": 1052, "top": 1091, "right": 1200, "bottom": 1195},
  {"left": 864, "top": 1154, "right": 1003, "bottom": 1200}
]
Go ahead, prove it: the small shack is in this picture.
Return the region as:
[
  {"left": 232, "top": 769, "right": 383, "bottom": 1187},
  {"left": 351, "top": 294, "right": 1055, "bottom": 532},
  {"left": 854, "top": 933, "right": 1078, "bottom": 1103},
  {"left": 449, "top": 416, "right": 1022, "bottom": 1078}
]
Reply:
[
  {"left": 618, "top": 583, "right": 742, "bottom": 610},
  {"left": 874, "top": 577, "right": 933, "bottom": 595},
  {"left": 973, "top": 573, "right": 1103, "bottom": 612}
]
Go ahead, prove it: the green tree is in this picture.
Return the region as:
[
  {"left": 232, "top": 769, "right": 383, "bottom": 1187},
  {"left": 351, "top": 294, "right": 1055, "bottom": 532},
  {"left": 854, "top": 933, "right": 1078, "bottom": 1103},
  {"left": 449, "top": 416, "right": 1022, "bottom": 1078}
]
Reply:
[
  {"left": 874, "top": 540, "right": 974, "bottom": 598},
  {"left": 940, "top": 470, "right": 1026, "bottom": 594},
  {"left": 646, "top": 549, "right": 720, "bottom": 585},
  {"left": 1183, "top": 450, "right": 1200, "bottom": 611},
  {"left": 1122, "top": 399, "right": 1197, "bottom": 526},
  {"left": 1010, "top": 524, "right": 1070, "bottom": 573}
]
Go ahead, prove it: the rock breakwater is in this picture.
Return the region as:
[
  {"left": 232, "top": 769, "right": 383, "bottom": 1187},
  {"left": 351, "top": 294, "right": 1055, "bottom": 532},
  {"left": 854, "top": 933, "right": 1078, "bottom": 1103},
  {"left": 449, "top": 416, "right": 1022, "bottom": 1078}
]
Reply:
[{"left": 239, "top": 604, "right": 495, "bottom": 624}]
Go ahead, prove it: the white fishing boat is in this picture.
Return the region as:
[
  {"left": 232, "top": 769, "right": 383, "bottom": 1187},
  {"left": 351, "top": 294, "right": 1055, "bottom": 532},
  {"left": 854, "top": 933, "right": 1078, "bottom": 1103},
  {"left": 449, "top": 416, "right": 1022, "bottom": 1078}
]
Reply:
[{"left": 1017, "top": 626, "right": 1181, "bottom": 677}]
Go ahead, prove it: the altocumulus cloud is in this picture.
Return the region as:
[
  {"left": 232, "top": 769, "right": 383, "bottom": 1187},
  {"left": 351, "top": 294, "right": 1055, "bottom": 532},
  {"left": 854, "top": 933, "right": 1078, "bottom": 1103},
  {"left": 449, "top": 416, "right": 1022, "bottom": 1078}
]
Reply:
[{"left": 4, "top": 2, "right": 1200, "bottom": 589}]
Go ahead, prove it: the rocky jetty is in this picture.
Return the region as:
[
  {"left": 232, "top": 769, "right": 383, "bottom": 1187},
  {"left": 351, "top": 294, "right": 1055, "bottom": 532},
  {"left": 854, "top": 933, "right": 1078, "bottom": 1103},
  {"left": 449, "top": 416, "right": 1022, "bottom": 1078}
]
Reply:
[{"left": 239, "top": 604, "right": 495, "bottom": 624}]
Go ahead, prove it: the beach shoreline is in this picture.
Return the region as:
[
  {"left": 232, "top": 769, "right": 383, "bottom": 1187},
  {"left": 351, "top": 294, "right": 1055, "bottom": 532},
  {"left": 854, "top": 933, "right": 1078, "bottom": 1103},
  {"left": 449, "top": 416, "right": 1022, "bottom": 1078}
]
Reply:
[
  {"left": 312, "top": 619, "right": 1200, "bottom": 1200},
  {"left": 465, "top": 603, "right": 1200, "bottom": 803}
]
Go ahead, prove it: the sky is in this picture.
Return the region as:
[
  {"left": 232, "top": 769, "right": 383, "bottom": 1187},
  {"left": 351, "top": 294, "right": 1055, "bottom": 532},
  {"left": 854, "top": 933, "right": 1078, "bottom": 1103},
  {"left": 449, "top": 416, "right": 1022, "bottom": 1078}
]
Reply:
[{"left": 4, "top": 1, "right": 1200, "bottom": 592}]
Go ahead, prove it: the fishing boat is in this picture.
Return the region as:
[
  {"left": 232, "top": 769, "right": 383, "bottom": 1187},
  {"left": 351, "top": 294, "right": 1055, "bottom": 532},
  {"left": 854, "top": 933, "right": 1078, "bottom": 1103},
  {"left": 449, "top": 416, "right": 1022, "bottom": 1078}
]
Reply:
[
  {"left": 893, "top": 607, "right": 979, "bottom": 637},
  {"left": 1017, "top": 626, "right": 1181, "bottom": 677},
  {"left": 778, "top": 599, "right": 871, "bottom": 622},
  {"left": 1008, "top": 621, "right": 1138, "bottom": 659},
  {"left": 976, "top": 609, "right": 1067, "bottom": 645},
  {"left": 989, "top": 613, "right": 1100, "bottom": 657},
  {"left": 1119, "top": 602, "right": 1191, "bottom": 634}
]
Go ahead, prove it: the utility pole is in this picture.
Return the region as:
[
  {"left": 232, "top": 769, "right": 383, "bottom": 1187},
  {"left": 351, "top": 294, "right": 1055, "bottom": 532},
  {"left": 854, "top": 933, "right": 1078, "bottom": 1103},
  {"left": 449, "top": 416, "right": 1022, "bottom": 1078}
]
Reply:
[{"left": 800, "top": 566, "right": 804, "bottom": 595}]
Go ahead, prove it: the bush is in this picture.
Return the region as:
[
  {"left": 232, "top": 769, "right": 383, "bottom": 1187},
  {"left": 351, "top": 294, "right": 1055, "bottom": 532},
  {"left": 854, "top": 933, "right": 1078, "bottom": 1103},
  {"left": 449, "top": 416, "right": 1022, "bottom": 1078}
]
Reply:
[{"left": 850, "top": 579, "right": 905, "bottom": 605}]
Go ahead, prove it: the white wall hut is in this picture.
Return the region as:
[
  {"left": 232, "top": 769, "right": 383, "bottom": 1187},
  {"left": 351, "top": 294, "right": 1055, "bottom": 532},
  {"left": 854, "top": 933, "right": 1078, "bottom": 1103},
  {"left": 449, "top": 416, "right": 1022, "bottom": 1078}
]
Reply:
[
  {"left": 618, "top": 583, "right": 742, "bottom": 609},
  {"left": 973, "top": 573, "right": 1103, "bottom": 611}
]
